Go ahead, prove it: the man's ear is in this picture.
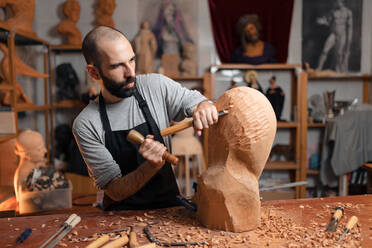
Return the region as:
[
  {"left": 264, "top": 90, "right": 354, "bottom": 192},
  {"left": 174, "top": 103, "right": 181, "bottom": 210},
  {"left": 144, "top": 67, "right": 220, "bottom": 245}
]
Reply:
[{"left": 86, "top": 64, "right": 101, "bottom": 81}]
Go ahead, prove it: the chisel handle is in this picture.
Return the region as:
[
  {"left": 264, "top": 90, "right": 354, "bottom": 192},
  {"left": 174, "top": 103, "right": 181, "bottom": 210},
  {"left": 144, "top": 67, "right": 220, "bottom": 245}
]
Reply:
[
  {"left": 127, "top": 130, "right": 179, "bottom": 165},
  {"left": 345, "top": 216, "right": 358, "bottom": 230},
  {"left": 86, "top": 234, "right": 110, "bottom": 248},
  {"left": 101, "top": 234, "right": 129, "bottom": 248},
  {"left": 333, "top": 208, "right": 344, "bottom": 220},
  {"left": 160, "top": 121, "right": 193, "bottom": 137}
]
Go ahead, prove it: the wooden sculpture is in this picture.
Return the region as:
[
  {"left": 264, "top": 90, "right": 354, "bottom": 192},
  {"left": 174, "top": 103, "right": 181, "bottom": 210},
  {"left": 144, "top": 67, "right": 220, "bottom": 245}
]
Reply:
[
  {"left": 95, "top": 0, "right": 116, "bottom": 28},
  {"left": 13, "top": 129, "right": 47, "bottom": 203},
  {"left": 193, "top": 87, "right": 277, "bottom": 232},
  {"left": 0, "top": 0, "right": 36, "bottom": 37},
  {"left": 180, "top": 42, "right": 197, "bottom": 76},
  {"left": 57, "top": 0, "right": 82, "bottom": 46},
  {"left": 0, "top": 43, "right": 48, "bottom": 106},
  {"left": 133, "top": 21, "right": 157, "bottom": 74}
]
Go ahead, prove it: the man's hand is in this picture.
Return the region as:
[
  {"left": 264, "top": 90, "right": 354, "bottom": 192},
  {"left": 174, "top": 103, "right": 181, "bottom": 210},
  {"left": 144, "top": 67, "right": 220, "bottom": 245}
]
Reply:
[
  {"left": 192, "top": 100, "right": 218, "bottom": 136},
  {"left": 138, "top": 135, "right": 166, "bottom": 168}
]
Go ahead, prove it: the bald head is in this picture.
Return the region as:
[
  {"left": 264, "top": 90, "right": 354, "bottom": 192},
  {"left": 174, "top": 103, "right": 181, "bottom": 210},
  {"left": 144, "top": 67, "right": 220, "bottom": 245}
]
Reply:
[{"left": 82, "top": 26, "right": 127, "bottom": 66}]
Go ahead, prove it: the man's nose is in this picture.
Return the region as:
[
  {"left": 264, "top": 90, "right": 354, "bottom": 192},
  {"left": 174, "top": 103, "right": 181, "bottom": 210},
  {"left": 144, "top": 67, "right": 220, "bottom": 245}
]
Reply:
[{"left": 124, "top": 64, "right": 135, "bottom": 78}]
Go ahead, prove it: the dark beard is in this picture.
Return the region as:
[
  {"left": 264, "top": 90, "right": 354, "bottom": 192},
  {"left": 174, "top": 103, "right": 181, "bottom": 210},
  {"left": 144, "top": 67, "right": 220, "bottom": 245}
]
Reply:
[
  {"left": 100, "top": 73, "right": 136, "bottom": 98},
  {"left": 245, "top": 34, "right": 259, "bottom": 44}
]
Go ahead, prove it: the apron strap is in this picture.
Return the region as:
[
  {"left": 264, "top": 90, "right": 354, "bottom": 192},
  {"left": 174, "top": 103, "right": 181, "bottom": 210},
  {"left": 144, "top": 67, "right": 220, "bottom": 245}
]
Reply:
[{"left": 99, "top": 92, "right": 112, "bottom": 133}]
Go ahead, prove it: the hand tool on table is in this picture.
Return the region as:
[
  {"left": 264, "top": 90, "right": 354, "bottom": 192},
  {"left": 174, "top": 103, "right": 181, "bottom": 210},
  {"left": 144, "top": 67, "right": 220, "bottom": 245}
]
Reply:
[
  {"left": 160, "top": 108, "right": 230, "bottom": 137},
  {"left": 15, "top": 228, "right": 32, "bottom": 247},
  {"left": 40, "top": 213, "right": 77, "bottom": 248},
  {"left": 338, "top": 215, "right": 358, "bottom": 243},
  {"left": 127, "top": 130, "right": 179, "bottom": 165},
  {"left": 101, "top": 234, "right": 129, "bottom": 248},
  {"left": 46, "top": 215, "right": 81, "bottom": 248},
  {"left": 129, "top": 226, "right": 156, "bottom": 248},
  {"left": 86, "top": 234, "right": 110, "bottom": 248},
  {"left": 71, "top": 227, "right": 128, "bottom": 242},
  {"left": 325, "top": 207, "right": 344, "bottom": 232}
]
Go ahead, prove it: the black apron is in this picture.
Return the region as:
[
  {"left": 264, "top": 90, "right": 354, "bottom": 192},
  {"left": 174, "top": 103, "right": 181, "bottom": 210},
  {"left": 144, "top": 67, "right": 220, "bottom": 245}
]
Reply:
[{"left": 99, "top": 90, "right": 180, "bottom": 210}]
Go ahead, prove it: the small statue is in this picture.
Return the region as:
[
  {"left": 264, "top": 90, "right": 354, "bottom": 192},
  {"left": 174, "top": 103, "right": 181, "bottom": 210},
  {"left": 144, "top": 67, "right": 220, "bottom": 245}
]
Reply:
[
  {"left": 13, "top": 129, "right": 47, "bottom": 203},
  {"left": 265, "top": 76, "right": 285, "bottom": 121},
  {"left": 57, "top": 0, "right": 82, "bottom": 46},
  {"left": 324, "top": 90, "right": 336, "bottom": 119},
  {"left": 0, "top": 0, "right": 36, "bottom": 37},
  {"left": 230, "top": 14, "right": 276, "bottom": 64},
  {"left": 180, "top": 42, "right": 197, "bottom": 76},
  {"left": 0, "top": 43, "right": 48, "bottom": 106},
  {"left": 95, "top": 0, "right": 116, "bottom": 28},
  {"left": 244, "top": 70, "right": 263, "bottom": 93},
  {"left": 55, "top": 63, "right": 80, "bottom": 102},
  {"left": 133, "top": 21, "right": 157, "bottom": 74}
]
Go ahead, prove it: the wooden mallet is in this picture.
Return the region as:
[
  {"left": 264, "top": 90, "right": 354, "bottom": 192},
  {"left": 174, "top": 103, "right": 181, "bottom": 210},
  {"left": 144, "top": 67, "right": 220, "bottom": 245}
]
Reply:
[{"left": 127, "top": 130, "right": 179, "bottom": 165}]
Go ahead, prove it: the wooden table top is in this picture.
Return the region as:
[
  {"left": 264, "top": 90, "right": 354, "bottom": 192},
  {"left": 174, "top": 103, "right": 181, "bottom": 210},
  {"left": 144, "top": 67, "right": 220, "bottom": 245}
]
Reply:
[{"left": 0, "top": 195, "right": 371, "bottom": 247}]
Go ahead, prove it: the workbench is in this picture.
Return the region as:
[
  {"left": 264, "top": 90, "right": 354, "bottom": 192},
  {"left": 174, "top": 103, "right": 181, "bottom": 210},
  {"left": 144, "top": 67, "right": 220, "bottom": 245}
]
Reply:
[{"left": 0, "top": 195, "right": 371, "bottom": 247}]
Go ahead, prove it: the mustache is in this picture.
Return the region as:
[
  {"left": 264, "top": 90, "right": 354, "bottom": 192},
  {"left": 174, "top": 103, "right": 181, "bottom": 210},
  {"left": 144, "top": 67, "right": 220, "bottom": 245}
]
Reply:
[{"left": 116, "top": 77, "right": 136, "bottom": 88}]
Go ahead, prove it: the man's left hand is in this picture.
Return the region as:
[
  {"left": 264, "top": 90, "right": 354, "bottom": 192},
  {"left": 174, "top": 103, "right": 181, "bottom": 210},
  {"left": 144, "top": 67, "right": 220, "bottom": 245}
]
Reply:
[{"left": 192, "top": 100, "right": 218, "bottom": 136}]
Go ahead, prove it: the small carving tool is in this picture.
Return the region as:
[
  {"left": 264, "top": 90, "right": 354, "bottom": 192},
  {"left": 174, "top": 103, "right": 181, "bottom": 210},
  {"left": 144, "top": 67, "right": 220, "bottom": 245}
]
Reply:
[
  {"left": 15, "top": 228, "right": 32, "bottom": 247},
  {"left": 325, "top": 207, "right": 344, "bottom": 232},
  {"left": 40, "top": 214, "right": 77, "bottom": 248},
  {"left": 338, "top": 216, "right": 358, "bottom": 243},
  {"left": 127, "top": 130, "right": 179, "bottom": 165},
  {"left": 160, "top": 107, "right": 230, "bottom": 137},
  {"left": 46, "top": 215, "right": 81, "bottom": 248}
]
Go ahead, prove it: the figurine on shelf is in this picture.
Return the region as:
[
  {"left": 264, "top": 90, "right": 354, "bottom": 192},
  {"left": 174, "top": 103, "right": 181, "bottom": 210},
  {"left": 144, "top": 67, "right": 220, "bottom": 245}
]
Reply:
[
  {"left": 55, "top": 63, "right": 80, "bottom": 102},
  {"left": 95, "top": 0, "right": 116, "bottom": 28},
  {"left": 180, "top": 42, "right": 197, "bottom": 76},
  {"left": 13, "top": 129, "right": 48, "bottom": 203},
  {"left": 57, "top": 0, "right": 82, "bottom": 46},
  {"left": 0, "top": 0, "right": 36, "bottom": 37},
  {"left": 244, "top": 70, "right": 263, "bottom": 93},
  {"left": 265, "top": 76, "right": 285, "bottom": 121},
  {"left": 0, "top": 43, "right": 48, "bottom": 106},
  {"left": 323, "top": 90, "right": 336, "bottom": 119},
  {"left": 132, "top": 21, "right": 157, "bottom": 74},
  {"left": 230, "top": 14, "right": 276, "bottom": 65}
]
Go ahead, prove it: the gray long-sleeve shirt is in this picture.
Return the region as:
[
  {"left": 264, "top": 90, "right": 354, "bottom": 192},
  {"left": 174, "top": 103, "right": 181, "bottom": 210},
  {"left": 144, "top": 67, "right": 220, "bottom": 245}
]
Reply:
[{"left": 72, "top": 73, "right": 206, "bottom": 189}]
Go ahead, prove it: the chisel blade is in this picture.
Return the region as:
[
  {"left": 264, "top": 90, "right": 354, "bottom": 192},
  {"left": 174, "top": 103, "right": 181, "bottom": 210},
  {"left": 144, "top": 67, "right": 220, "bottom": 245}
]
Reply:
[{"left": 325, "top": 219, "right": 338, "bottom": 232}]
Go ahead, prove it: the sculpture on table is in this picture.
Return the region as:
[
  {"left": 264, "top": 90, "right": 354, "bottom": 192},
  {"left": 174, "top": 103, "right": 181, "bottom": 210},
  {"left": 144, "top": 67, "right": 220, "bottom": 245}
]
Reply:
[
  {"left": 265, "top": 76, "right": 285, "bottom": 121},
  {"left": 13, "top": 129, "right": 47, "bottom": 203},
  {"left": 230, "top": 14, "right": 276, "bottom": 64},
  {"left": 244, "top": 70, "right": 263, "bottom": 93},
  {"left": 0, "top": 0, "right": 36, "bottom": 37},
  {"left": 95, "top": 0, "right": 116, "bottom": 28},
  {"left": 0, "top": 43, "right": 48, "bottom": 106},
  {"left": 133, "top": 21, "right": 157, "bottom": 74},
  {"left": 57, "top": 0, "right": 82, "bottom": 46},
  {"left": 193, "top": 87, "right": 277, "bottom": 232},
  {"left": 180, "top": 42, "right": 197, "bottom": 76}
]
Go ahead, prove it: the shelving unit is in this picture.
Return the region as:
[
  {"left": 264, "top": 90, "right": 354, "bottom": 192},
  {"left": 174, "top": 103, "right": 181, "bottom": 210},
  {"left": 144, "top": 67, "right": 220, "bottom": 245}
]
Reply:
[
  {"left": 0, "top": 22, "right": 52, "bottom": 155},
  {"left": 305, "top": 74, "right": 372, "bottom": 195},
  {"left": 205, "top": 63, "right": 308, "bottom": 198}
]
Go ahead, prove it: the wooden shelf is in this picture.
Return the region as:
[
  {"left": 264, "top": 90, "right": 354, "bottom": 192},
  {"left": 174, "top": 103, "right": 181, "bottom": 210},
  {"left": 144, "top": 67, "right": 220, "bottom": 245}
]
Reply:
[
  {"left": 265, "top": 161, "right": 298, "bottom": 170},
  {"left": 307, "top": 169, "right": 320, "bottom": 175},
  {"left": 277, "top": 121, "right": 298, "bottom": 128},
  {"left": 0, "top": 22, "right": 49, "bottom": 46},
  {"left": 171, "top": 76, "right": 203, "bottom": 81},
  {"left": 309, "top": 75, "right": 372, "bottom": 81},
  {"left": 50, "top": 44, "right": 82, "bottom": 53},
  {"left": 0, "top": 133, "right": 16, "bottom": 142},
  {"left": 14, "top": 104, "right": 50, "bottom": 112},
  {"left": 53, "top": 100, "right": 85, "bottom": 109},
  {"left": 211, "top": 63, "right": 302, "bottom": 71},
  {"left": 308, "top": 123, "right": 326, "bottom": 128},
  {"left": 0, "top": 84, "right": 14, "bottom": 90}
]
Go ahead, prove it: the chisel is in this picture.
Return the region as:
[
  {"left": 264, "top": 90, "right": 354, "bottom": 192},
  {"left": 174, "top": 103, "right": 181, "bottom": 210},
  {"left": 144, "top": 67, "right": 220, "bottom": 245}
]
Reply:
[
  {"left": 46, "top": 215, "right": 81, "bottom": 248},
  {"left": 338, "top": 216, "right": 358, "bottom": 243},
  {"left": 40, "top": 214, "right": 77, "bottom": 248},
  {"left": 325, "top": 207, "right": 344, "bottom": 232}
]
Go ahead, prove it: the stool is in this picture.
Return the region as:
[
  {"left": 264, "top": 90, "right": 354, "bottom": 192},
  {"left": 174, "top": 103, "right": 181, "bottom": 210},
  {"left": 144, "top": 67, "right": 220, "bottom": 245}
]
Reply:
[
  {"left": 171, "top": 122, "right": 205, "bottom": 197},
  {"left": 363, "top": 163, "right": 372, "bottom": 194}
]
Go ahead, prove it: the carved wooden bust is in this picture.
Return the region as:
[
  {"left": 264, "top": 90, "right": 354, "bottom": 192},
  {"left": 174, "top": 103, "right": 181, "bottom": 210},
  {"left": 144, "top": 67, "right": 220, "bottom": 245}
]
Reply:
[
  {"left": 193, "top": 87, "right": 277, "bottom": 232},
  {"left": 95, "top": 0, "right": 116, "bottom": 28},
  {"left": 57, "top": 0, "right": 82, "bottom": 46}
]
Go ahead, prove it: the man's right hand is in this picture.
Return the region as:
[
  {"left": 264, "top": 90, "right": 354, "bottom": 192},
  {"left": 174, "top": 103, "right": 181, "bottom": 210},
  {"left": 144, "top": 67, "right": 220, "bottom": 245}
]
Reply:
[{"left": 138, "top": 135, "right": 166, "bottom": 168}]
